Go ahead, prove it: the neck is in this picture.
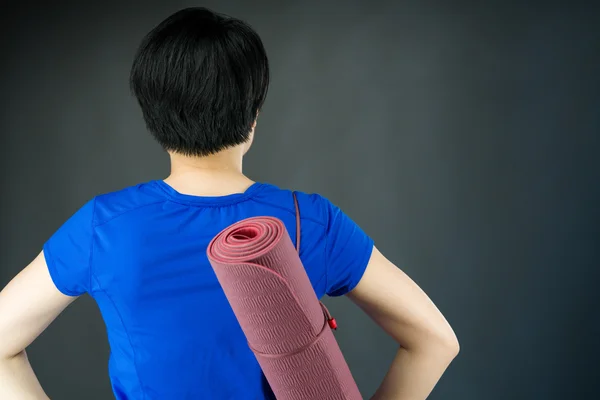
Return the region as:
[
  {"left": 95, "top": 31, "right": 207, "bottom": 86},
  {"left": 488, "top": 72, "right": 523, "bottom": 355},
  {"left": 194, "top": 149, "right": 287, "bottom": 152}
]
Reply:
[
  {"left": 171, "top": 145, "right": 245, "bottom": 173},
  {"left": 163, "top": 146, "right": 254, "bottom": 196}
]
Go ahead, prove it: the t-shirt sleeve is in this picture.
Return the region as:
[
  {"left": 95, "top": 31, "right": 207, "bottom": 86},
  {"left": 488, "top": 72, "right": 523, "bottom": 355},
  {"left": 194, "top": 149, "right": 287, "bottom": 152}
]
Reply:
[
  {"left": 320, "top": 195, "right": 374, "bottom": 297},
  {"left": 43, "top": 198, "right": 96, "bottom": 296}
]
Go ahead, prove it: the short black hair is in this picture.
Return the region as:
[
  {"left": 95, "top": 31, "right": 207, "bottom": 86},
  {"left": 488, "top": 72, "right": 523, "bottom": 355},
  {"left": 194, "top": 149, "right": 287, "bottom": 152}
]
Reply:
[{"left": 130, "top": 7, "right": 269, "bottom": 156}]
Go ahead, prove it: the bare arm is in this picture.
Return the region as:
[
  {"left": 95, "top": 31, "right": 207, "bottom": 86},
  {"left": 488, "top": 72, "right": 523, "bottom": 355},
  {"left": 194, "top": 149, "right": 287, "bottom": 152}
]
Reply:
[
  {"left": 0, "top": 251, "right": 77, "bottom": 399},
  {"left": 347, "top": 246, "right": 459, "bottom": 400}
]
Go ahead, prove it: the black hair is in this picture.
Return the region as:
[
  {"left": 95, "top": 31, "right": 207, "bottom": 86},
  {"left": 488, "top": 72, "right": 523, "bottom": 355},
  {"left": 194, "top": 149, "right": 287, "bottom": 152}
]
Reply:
[{"left": 130, "top": 7, "right": 269, "bottom": 156}]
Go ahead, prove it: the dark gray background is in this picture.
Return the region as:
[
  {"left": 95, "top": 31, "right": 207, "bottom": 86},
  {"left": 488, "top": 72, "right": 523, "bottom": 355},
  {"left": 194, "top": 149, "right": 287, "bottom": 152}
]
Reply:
[{"left": 1, "top": 1, "right": 599, "bottom": 399}]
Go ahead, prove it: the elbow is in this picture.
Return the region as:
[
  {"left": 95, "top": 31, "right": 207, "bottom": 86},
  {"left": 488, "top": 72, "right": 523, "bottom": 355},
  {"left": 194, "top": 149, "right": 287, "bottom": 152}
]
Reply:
[
  {"left": 442, "top": 333, "right": 460, "bottom": 359},
  {"left": 433, "top": 327, "right": 460, "bottom": 362},
  {"left": 406, "top": 327, "right": 460, "bottom": 361}
]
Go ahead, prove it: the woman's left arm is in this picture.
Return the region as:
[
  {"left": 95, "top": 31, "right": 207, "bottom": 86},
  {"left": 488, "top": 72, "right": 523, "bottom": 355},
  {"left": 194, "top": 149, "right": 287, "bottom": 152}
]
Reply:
[{"left": 0, "top": 251, "right": 78, "bottom": 399}]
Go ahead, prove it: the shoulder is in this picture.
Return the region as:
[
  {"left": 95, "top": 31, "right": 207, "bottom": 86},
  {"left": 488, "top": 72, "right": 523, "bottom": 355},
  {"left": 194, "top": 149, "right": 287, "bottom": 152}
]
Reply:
[
  {"left": 90, "top": 180, "right": 167, "bottom": 227},
  {"left": 253, "top": 182, "right": 333, "bottom": 228}
]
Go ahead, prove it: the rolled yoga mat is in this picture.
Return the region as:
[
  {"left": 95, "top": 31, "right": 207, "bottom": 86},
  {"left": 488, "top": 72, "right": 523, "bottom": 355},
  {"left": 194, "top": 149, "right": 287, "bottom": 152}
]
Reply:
[{"left": 207, "top": 214, "right": 362, "bottom": 400}]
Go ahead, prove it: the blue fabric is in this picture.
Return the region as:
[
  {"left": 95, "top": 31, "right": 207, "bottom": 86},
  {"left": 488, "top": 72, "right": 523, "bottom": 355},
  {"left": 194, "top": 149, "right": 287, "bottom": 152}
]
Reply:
[{"left": 43, "top": 180, "right": 374, "bottom": 400}]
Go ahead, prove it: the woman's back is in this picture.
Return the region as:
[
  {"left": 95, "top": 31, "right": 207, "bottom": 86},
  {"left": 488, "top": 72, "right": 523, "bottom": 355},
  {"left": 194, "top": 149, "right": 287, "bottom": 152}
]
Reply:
[
  {"left": 44, "top": 180, "right": 373, "bottom": 399},
  {"left": 0, "top": 8, "right": 457, "bottom": 399}
]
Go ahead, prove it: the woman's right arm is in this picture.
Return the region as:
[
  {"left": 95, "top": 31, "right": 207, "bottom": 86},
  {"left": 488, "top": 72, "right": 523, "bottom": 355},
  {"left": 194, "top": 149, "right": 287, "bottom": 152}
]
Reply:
[
  {"left": 347, "top": 246, "right": 459, "bottom": 400},
  {"left": 0, "top": 251, "right": 77, "bottom": 399}
]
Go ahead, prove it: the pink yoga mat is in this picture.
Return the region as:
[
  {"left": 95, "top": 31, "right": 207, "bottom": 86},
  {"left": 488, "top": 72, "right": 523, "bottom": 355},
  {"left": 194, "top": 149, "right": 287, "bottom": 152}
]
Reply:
[{"left": 206, "top": 196, "right": 362, "bottom": 400}]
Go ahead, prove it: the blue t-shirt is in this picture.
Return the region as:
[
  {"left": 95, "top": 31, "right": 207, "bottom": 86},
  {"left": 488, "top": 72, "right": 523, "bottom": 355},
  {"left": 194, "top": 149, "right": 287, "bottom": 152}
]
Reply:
[{"left": 43, "top": 180, "right": 374, "bottom": 400}]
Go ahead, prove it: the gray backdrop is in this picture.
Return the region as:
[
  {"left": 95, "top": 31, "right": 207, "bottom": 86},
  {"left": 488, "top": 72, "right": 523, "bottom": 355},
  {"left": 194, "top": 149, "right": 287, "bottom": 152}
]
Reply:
[{"left": 1, "top": 1, "right": 599, "bottom": 399}]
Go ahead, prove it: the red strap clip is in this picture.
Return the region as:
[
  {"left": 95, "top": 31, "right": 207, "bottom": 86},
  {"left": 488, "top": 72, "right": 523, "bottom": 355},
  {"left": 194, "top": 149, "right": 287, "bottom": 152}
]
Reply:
[
  {"left": 327, "top": 317, "right": 338, "bottom": 330},
  {"left": 319, "top": 301, "right": 338, "bottom": 330}
]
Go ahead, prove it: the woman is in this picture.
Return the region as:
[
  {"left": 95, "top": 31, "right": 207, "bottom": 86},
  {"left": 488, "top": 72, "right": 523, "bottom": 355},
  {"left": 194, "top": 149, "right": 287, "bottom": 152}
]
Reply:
[{"left": 0, "top": 7, "right": 459, "bottom": 400}]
